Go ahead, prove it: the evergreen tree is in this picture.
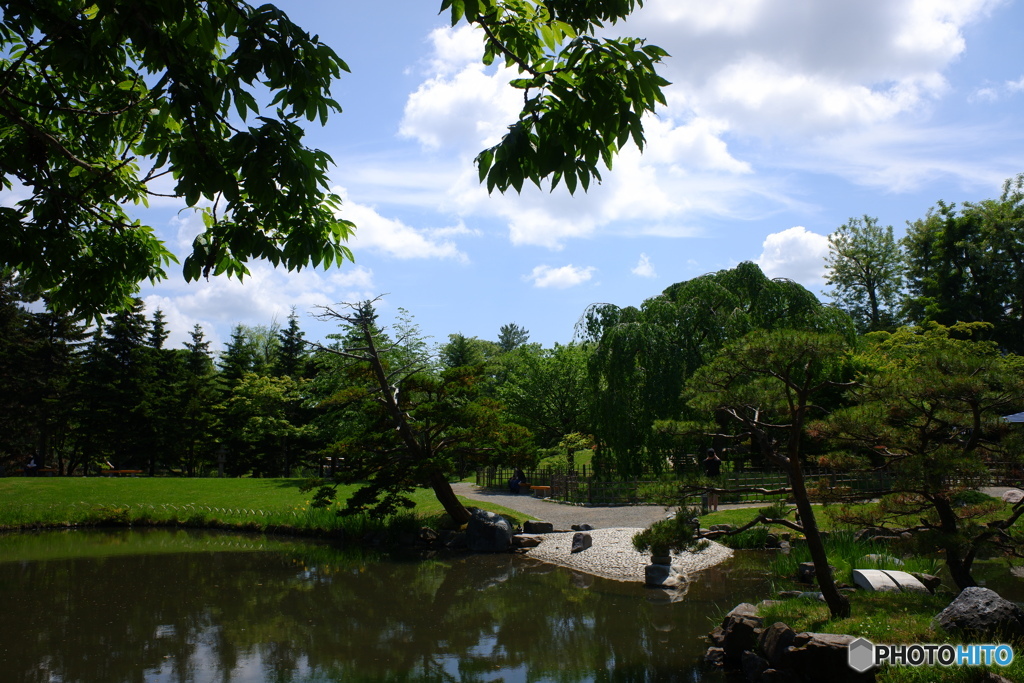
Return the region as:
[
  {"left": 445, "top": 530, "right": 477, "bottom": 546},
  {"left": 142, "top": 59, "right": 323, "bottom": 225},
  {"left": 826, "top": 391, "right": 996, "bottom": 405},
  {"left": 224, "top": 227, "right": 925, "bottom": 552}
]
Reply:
[
  {"left": 0, "top": 274, "right": 36, "bottom": 470},
  {"left": 21, "top": 304, "right": 87, "bottom": 473},
  {"left": 274, "top": 308, "right": 308, "bottom": 378},
  {"left": 497, "top": 323, "right": 530, "bottom": 352},
  {"left": 148, "top": 308, "right": 170, "bottom": 349},
  {"left": 219, "top": 325, "right": 258, "bottom": 387},
  {"left": 440, "top": 333, "right": 486, "bottom": 368},
  {"left": 75, "top": 300, "right": 154, "bottom": 471},
  {"left": 139, "top": 309, "right": 183, "bottom": 474},
  {"left": 177, "top": 324, "right": 222, "bottom": 476},
  {"left": 309, "top": 300, "right": 530, "bottom": 522},
  {"left": 685, "top": 329, "right": 856, "bottom": 618}
]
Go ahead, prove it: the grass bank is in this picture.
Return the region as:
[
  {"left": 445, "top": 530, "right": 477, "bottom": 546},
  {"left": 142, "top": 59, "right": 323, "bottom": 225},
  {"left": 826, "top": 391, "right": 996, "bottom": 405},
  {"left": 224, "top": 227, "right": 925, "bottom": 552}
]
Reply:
[
  {"left": 0, "top": 477, "right": 530, "bottom": 541},
  {"left": 757, "top": 592, "right": 1023, "bottom": 682}
]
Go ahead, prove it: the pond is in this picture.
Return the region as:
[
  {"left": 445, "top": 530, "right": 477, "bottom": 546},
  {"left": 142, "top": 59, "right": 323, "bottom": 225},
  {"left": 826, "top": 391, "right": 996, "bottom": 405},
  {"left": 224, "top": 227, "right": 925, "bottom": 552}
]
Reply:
[{"left": 0, "top": 529, "right": 778, "bottom": 683}]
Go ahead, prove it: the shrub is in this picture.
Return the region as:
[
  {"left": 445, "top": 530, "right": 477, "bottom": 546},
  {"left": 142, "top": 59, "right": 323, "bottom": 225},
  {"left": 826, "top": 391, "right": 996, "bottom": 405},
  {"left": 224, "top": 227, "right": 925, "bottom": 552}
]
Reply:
[
  {"left": 951, "top": 489, "right": 997, "bottom": 506},
  {"left": 632, "top": 507, "right": 705, "bottom": 554},
  {"left": 720, "top": 525, "right": 770, "bottom": 549}
]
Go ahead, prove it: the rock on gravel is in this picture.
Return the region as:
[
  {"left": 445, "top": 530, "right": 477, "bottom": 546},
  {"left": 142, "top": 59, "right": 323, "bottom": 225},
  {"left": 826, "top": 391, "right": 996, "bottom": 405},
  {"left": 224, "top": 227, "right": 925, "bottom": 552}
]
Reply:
[{"left": 522, "top": 527, "right": 733, "bottom": 582}]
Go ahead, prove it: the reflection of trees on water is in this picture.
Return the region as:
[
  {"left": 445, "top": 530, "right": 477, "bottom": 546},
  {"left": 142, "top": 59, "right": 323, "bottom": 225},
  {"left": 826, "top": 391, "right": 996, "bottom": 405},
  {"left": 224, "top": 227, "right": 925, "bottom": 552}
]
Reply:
[{"left": 0, "top": 533, "right": 764, "bottom": 682}]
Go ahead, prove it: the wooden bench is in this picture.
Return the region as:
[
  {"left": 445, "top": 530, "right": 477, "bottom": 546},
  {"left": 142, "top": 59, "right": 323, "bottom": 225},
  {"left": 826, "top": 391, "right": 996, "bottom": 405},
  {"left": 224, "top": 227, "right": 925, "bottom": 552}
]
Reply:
[
  {"left": 531, "top": 485, "right": 551, "bottom": 498},
  {"left": 33, "top": 468, "right": 59, "bottom": 476},
  {"left": 101, "top": 469, "right": 144, "bottom": 477}
]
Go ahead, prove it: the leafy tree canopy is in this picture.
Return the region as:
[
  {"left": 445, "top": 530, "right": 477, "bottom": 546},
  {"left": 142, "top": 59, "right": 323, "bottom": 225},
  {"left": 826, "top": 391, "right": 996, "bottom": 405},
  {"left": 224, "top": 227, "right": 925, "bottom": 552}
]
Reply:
[
  {"left": 1, "top": 0, "right": 353, "bottom": 319},
  {"left": 578, "top": 261, "right": 854, "bottom": 475},
  {"left": 824, "top": 215, "right": 903, "bottom": 333},
  {"left": 685, "top": 328, "right": 856, "bottom": 618},
  {"left": 823, "top": 322, "right": 1024, "bottom": 589},
  {"left": 902, "top": 174, "right": 1024, "bottom": 353},
  {"left": 309, "top": 300, "right": 531, "bottom": 523},
  {"left": 2, "top": 0, "right": 668, "bottom": 320},
  {"left": 450, "top": 0, "right": 670, "bottom": 194}
]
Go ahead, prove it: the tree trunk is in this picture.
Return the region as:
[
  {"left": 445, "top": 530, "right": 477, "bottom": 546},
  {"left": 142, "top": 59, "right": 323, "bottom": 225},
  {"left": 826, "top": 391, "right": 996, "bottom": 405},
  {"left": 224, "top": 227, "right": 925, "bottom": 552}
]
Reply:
[
  {"left": 789, "top": 460, "right": 851, "bottom": 618},
  {"left": 429, "top": 471, "right": 471, "bottom": 525},
  {"left": 933, "top": 496, "right": 977, "bottom": 590}
]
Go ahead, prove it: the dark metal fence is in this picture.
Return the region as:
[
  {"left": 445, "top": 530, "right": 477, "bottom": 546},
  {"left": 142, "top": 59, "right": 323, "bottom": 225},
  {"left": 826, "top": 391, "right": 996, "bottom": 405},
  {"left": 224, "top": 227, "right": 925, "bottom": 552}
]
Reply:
[
  {"left": 475, "top": 462, "right": 1017, "bottom": 507},
  {"left": 987, "top": 462, "right": 1024, "bottom": 487},
  {"left": 477, "top": 464, "right": 897, "bottom": 507}
]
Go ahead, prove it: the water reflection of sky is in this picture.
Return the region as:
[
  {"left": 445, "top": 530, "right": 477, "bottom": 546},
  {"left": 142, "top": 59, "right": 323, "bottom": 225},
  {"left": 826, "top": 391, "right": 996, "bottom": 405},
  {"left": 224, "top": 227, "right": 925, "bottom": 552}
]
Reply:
[{"left": 0, "top": 529, "right": 779, "bottom": 683}]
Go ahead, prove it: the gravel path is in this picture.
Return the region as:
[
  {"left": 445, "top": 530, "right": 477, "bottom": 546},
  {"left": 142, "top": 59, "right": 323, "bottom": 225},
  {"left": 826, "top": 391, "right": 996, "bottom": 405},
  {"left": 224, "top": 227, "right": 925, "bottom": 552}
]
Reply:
[{"left": 451, "top": 482, "right": 675, "bottom": 530}]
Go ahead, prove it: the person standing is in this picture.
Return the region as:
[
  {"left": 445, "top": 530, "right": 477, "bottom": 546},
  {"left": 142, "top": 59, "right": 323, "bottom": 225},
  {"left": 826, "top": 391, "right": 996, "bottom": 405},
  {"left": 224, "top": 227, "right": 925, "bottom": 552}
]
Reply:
[{"left": 701, "top": 448, "right": 722, "bottom": 512}]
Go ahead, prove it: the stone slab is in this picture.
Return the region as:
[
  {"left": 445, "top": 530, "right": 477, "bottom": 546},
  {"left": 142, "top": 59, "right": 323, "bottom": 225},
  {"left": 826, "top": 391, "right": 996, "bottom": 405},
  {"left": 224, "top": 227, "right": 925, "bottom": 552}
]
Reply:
[
  {"left": 853, "top": 568, "right": 928, "bottom": 593},
  {"left": 881, "top": 569, "right": 929, "bottom": 594},
  {"left": 852, "top": 568, "right": 900, "bottom": 592}
]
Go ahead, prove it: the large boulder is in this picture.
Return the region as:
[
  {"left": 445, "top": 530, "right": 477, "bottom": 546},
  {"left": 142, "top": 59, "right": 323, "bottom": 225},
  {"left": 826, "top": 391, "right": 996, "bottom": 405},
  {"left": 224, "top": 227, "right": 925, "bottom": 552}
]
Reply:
[
  {"left": 1002, "top": 489, "right": 1024, "bottom": 504},
  {"left": 934, "top": 587, "right": 1024, "bottom": 638},
  {"left": 717, "top": 603, "right": 763, "bottom": 664},
  {"left": 759, "top": 622, "right": 797, "bottom": 668},
  {"left": 570, "top": 532, "right": 592, "bottom": 553},
  {"left": 523, "top": 520, "right": 554, "bottom": 534},
  {"left": 511, "top": 534, "right": 543, "bottom": 549},
  {"left": 466, "top": 510, "right": 512, "bottom": 552},
  {"left": 786, "top": 632, "right": 875, "bottom": 683},
  {"left": 742, "top": 650, "right": 770, "bottom": 681}
]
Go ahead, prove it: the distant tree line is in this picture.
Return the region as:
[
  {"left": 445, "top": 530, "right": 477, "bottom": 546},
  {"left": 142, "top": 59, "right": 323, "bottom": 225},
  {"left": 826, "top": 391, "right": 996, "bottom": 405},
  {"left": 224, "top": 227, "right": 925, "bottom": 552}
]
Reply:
[{"left": 5, "top": 177, "right": 1024, "bottom": 607}]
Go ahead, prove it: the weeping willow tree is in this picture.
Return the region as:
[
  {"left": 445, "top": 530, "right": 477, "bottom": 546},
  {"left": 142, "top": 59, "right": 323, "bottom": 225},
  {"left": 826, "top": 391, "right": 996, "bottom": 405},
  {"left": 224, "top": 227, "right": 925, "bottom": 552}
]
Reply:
[{"left": 577, "top": 262, "right": 854, "bottom": 476}]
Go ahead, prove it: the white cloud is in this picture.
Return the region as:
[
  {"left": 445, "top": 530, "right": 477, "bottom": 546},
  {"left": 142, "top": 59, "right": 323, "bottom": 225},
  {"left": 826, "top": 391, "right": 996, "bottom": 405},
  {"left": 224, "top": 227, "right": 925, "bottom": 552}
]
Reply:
[
  {"left": 778, "top": 121, "right": 1021, "bottom": 192},
  {"left": 705, "top": 56, "right": 936, "bottom": 135},
  {"left": 632, "top": 253, "right": 657, "bottom": 278},
  {"left": 425, "top": 24, "right": 485, "bottom": 75},
  {"left": 524, "top": 264, "right": 596, "bottom": 289},
  {"left": 971, "top": 86, "right": 1000, "bottom": 103},
  {"left": 755, "top": 226, "right": 830, "bottom": 288},
  {"left": 141, "top": 262, "right": 379, "bottom": 350},
  {"left": 335, "top": 186, "right": 469, "bottom": 262},
  {"left": 382, "top": 0, "right": 1017, "bottom": 254},
  {"left": 329, "top": 264, "right": 375, "bottom": 289},
  {"left": 399, "top": 26, "right": 520, "bottom": 152},
  {"left": 622, "top": 0, "right": 1000, "bottom": 138},
  {"left": 641, "top": 115, "right": 751, "bottom": 173}
]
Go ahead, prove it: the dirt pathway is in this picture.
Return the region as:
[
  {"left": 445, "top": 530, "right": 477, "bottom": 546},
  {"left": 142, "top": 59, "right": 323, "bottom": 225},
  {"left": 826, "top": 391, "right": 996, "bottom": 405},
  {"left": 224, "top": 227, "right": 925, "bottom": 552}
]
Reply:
[{"left": 451, "top": 482, "right": 672, "bottom": 530}]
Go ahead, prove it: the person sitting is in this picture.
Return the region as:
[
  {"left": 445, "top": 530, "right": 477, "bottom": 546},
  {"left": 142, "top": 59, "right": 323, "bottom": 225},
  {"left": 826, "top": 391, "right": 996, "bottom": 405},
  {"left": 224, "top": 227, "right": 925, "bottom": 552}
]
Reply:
[
  {"left": 508, "top": 468, "right": 526, "bottom": 494},
  {"left": 24, "top": 456, "right": 39, "bottom": 476}
]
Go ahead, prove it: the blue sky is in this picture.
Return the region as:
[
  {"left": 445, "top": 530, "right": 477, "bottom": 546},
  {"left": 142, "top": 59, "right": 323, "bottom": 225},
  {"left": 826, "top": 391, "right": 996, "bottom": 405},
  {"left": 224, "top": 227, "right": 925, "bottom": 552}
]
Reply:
[{"left": 136, "top": 0, "right": 1024, "bottom": 353}]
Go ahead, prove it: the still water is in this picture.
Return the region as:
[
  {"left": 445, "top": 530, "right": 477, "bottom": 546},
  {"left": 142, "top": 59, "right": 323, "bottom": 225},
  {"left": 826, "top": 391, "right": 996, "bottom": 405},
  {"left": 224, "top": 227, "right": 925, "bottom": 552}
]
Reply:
[{"left": 0, "top": 529, "right": 777, "bottom": 683}]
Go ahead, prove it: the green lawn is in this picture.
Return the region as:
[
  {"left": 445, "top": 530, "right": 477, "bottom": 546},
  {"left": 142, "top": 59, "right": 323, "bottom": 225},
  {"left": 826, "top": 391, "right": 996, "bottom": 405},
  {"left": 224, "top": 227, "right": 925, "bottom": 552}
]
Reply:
[
  {"left": 757, "top": 593, "right": 1023, "bottom": 683},
  {"left": 0, "top": 477, "right": 530, "bottom": 535}
]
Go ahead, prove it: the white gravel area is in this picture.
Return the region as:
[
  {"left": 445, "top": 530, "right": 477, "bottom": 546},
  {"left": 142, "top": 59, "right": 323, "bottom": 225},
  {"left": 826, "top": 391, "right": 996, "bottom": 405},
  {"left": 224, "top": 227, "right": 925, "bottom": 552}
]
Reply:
[{"left": 521, "top": 527, "right": 734, "bottom": 582}]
